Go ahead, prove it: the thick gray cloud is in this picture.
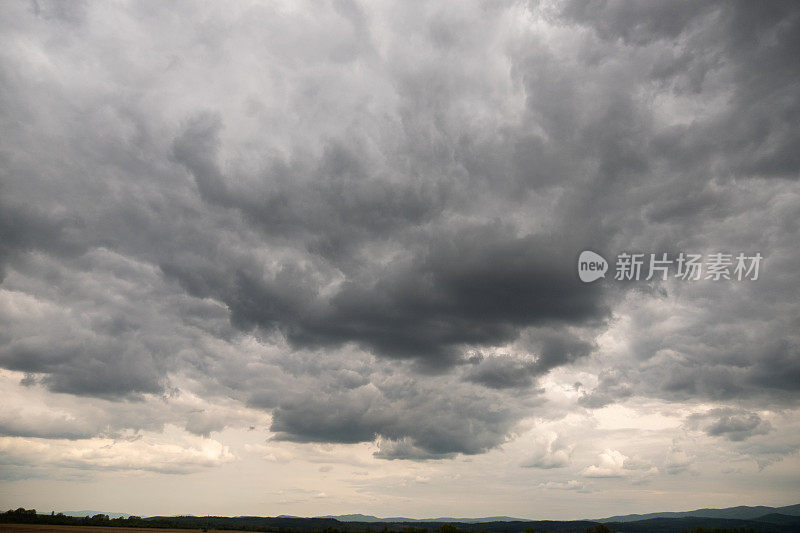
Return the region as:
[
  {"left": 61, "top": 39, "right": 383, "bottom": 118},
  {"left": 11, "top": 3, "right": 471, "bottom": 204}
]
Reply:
[
  {"left": 0, "top": 201, "right": 87, "bottom": 282},
  {"left": 167, "top": 112, "right": 609, "bottom": 370},
  {"left": 578, "top": 369, "right": 633, "bottom": 409},
  {"left": 464, "top": 355, "right": 539, "bottom": 390},
  {"left": 687, "top": 408, "right": 773, "bottom": 442},
  {"left": 0, "top": 0, "right": 799, "bottom": 465},
  {"left": 269, "top": 374, "right": 534, "bottom": 459}
]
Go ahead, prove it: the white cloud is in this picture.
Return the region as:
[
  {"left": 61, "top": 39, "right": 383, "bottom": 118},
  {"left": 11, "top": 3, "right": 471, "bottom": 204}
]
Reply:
[
  {"left": 537, "top": 479, "right": 585, "bottom": 491},
  {"left": 521, "top": 431, "right": 573, "bottom": 469},
  {"left": 581, "top": 449, "right": 658, "bottom": 481},
  {"left": 581, "top": 449, "right": 628, "bottom": 478},
  {"left": 0, "top": 430, "right": 234, "bottom": 475}
]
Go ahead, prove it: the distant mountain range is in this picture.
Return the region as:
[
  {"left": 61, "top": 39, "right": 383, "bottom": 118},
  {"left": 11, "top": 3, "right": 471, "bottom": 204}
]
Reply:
[
  {"left": 314, "top": 514, "right": 526, "bottom": 523},
  {"left": 44, "top": 503, "right": 800, "bottom": 532},
  {"left": 115, "top": 511, "right": 800, "bottom": 533},
  {"left": 315, "top": 503, "right": 800, "bottom": 524},
  {"left": 596, "top": 503, "right": 800, "bottom": 523}
]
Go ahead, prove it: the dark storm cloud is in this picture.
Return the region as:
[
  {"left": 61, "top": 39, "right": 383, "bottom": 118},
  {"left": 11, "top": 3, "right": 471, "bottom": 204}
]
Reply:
[
  {"left": 464, "top": 355, "right": 538, "bottom": 390},
  {"left": 465, "top": 329, "right": 595, "bottom": 389},
  {"left": 1, "top": 0, "right": 799, "bottom": 462},
  {"left": 171, "top": 113, "right": 448, "bottom": 248},
  {"left": 169, "top": 113, "right": 610, "bottom": 368},
  {"left": 548, "top": 0, "right": 800, "bottom": 408},
  {"left": 268, "top": 371, "right": 535, "bottom": 459},
  {"left": 0, "top": 247, "right": 234, "bottom": 400},
  {"left": 564, "top": 0, "right": 800, "bottom": 181},
  {"left": 0, "top": 338, "right": 165, "bottom": 397},
  {"left": 687, "top": 408, "right": 773, "bottom": 442},
  {"left": 659, "top": 340, "right": 800, "bottom": 400},
  {"left": 617, "top": 278, "right": 800, "bottom": 404},
  {"left": 0, "top": 201, "right": 87, "bottom": 282},
  {"left": 373, "top": 437, "right": 456, "bottom": 461}
]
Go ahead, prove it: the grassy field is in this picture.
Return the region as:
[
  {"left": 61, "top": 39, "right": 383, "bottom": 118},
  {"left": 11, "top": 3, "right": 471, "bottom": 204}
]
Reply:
[{"left": 0, "top": 526, "right": 243, "bottom": 533}]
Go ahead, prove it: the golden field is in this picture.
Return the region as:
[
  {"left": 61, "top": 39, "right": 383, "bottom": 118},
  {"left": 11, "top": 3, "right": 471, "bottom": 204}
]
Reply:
[{"left": 0, "top": 526, "right": 249, "bottom": 533}]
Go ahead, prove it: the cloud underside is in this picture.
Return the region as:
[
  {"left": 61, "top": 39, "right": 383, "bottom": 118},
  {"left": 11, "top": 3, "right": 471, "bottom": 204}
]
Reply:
[{"left": 0, "top": 0, "right": 799, "bottom": 462}]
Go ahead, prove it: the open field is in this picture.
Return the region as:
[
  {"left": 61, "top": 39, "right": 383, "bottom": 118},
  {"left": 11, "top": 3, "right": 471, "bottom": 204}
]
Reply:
[{"left": 0, "top": 526, "right": 244, "bottom": 533}]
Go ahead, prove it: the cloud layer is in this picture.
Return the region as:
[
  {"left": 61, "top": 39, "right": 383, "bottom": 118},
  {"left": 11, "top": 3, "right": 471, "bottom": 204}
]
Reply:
[{"left": 0, "top": 0, "right": 798, "bottom": 506}]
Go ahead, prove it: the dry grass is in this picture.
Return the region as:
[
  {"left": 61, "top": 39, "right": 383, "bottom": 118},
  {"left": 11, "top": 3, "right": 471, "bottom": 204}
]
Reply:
[{"left": 0, "top": 526, "right": 253, "bottom": 533}]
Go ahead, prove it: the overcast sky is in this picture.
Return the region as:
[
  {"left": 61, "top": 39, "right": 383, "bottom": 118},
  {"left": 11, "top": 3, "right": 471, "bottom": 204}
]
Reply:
[{"left": 1, "top": 0, "right": 799, "bottom": 520}]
